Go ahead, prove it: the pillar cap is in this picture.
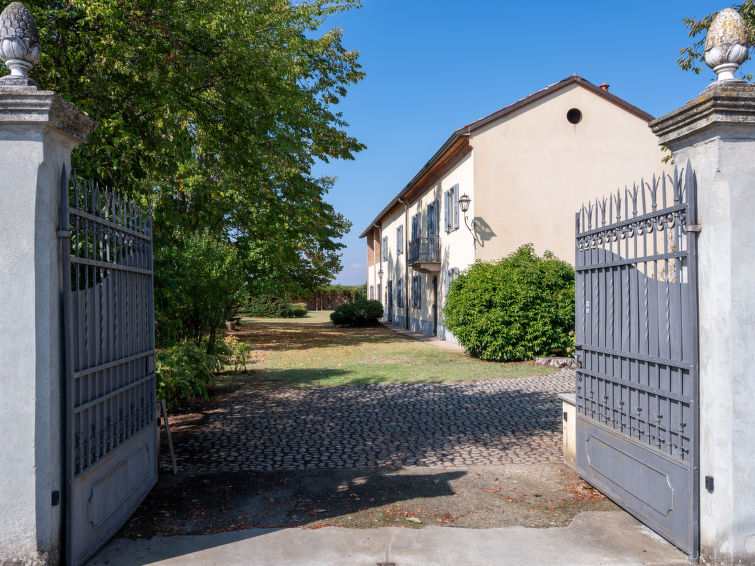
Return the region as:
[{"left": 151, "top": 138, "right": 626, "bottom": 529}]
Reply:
[
  {"left": 0, "top": 88, "right": 97, "bottom": 144},
  {"left": 649, "top": 81, "right": 755, "bottom": 147}
]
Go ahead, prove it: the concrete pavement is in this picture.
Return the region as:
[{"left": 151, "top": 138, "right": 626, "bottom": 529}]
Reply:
[{"left": 88, "top": 511, "right": 687, "bottom": 566}]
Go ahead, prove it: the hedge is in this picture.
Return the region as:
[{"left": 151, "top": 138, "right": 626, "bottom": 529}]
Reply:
[
  {"left": 330, "top": 299, "right": 383, "bottom": 326},
  {"left": 443, "top": 244, "right": 575, "bottom": 361}
]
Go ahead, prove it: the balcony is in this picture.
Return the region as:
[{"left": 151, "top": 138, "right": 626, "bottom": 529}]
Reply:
[{"left": 408, "top": 237, "right": 440, "bottom": 273}]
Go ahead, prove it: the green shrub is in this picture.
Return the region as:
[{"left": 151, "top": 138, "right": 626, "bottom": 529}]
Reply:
[
  {"left": 224, "top": 336, "right": 255, "bottom": 371},
  {"left": 241, "top": 295, "right": 294, "bottom": 317},
  {"left": 156, "top": 342, "right": 216, "bottom": 410},
  {"left": 330, "top": 299, "right": 383, "bottom": 326},
  {"left": 157, "top": 335, "right": 256, "bottom": 409},
  {"left": 443, "top": 244, "right": 575, "bottom": 361},
  {"left": 291, "top": 304, "right": 307, "bottom": 317}
]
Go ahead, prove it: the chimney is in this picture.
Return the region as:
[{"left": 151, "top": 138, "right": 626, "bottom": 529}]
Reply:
[{"left": 600, "top": 83, "right": 610, "bottom": 92}]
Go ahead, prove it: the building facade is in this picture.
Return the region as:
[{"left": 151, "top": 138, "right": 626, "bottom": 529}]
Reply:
[{"left": 361, "top": 75, "right": 668, "bottom": 342}]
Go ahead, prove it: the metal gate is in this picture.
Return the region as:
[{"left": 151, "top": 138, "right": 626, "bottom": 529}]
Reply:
[
  {"left": 60, "top": 168, "right": 158, "bottom": 565},
  {"left": 574, "top": 164, "right": 699, "bottom": 558}
]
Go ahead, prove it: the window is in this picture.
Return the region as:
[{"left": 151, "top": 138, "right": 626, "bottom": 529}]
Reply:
[
  {"left": 567, "top": 108, "right": 582, "bottom": 124},
  {"left": 445, "top": 185, "right": 459, "bottom": 232},
  {"left": 412, "top": 274, "right": 422, "bottom": 309},
  {"left": 427, "top": 200, "right": 439, "bottom": 237},
  {"left": 445, "top": 268, "right": 460, "bottom": 299},
  {"left": 396, "top": 277, "right": 403, "bottom": 308},
  {"left": 411, "top": 212, "right": 420, "bottom": 242},
  {"left": 369, "top": 285, "right": 374, "bottom": 300},
  {"left": 396, "top": 225, "right": 403, "bottom": 254},
  {"left": 382, "top": 236, "right": 388, "bottom": 261}
]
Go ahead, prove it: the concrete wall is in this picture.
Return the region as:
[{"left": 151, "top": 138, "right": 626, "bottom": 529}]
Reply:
[
  {"left": 470, "top": 83, "right": 669, "bottom": 264},
  {"left": 0, "top": 126, "right": 66, "bottom": 565},
  {"left": 0, "top": 86, "right": 94, "bottom": 566},
  {"left": 668, "top": 122, "right": 755, "bottom": 565}
]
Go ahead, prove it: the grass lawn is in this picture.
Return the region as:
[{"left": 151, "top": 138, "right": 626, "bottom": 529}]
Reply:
[{"left": 219, "top": 312, "right": 555, "bottom": 388}]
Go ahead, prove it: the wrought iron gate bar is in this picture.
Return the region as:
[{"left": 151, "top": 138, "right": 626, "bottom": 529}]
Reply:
[
  {"left": 574, "top": 164, "right": 699, "bottom": 557},
  {"left": 73, "top": 350, "right": 152, "bottom": 379},
  {"left": 69, "top": 208, "right": 152, "bottom": 240},
  {"left": 63, "top": 168, "right": 158, "bottom": 566},
  {"left": 577, "top": 203, "right": 687, "bottom": 237},
  {"left": 578, "top": 344, "right": 692, "bottom": 370},
  {"left": 73, "top": 374, "right": 155, "bottom": 413},
  {"left": 69, "top": 256, "right": 152, "bottom": 276},
  {"left": 575, "top": 251, "right": 687, "bottom": 271},
  {"left": 577, "top": 366, "right": 690, "bottom": 404}
]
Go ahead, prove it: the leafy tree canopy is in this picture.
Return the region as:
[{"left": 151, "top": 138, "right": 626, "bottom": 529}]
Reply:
[
  {"left": 17, "top": 0, "right": 363, "bottom": 297},
  {"left": 679, "top": 1, "right": 754, "bottom": 78}
]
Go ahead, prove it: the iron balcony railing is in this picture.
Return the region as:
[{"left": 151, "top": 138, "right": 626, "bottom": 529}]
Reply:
[{"left": 408, "top": 237, "right": 440, "bottom": 265}]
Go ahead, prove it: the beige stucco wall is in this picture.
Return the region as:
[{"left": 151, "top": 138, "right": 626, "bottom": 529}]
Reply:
[
  {"left": 377, "top": 153, "right": 475, "bottom": 340},
  {"left": 471, "top": 83, "right": 669, "bottom": 265}
]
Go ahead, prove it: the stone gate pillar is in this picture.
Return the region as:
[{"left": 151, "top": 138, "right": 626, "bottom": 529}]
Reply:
[
  {"left": 650, "top": 9, "right": 755, "bottom": 565},
  {"left": 0, "top": 3, "right": 95, "bottom": 564}
]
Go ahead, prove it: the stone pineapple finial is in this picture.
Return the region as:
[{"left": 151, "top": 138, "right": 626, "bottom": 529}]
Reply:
[
  {"left": 0, "top": 2, "right": 41, "bottom": 86},
  {"left": 704, "top": 8, "right": 751, "bottom": 82}
]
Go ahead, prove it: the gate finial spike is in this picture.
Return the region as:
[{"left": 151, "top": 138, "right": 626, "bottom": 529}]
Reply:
[{"left": 615, "top": 188, "right": 622, "bottom": 221}]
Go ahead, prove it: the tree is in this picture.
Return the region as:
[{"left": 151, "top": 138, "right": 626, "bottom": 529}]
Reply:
[
  {"left": 16, "top": 0, "right": 363, "bottom": 311},
  {"left": 155, "top": 230, "right": 246, "bottom": 351},
  {"left": 678, "top": 1, "right": 755, "bottom": 77}
]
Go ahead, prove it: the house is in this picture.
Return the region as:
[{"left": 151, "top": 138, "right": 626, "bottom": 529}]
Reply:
[{"left": 360, "top": 75, "right": 667, "bottom": 343}]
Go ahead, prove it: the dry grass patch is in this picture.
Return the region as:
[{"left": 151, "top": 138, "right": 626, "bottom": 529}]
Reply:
[{"left": 218, "top": 314, "right": 555, "bottom": 388}]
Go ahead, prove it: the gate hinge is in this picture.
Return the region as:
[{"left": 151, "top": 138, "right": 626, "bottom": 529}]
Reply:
[
  {"left": 57, "top": 229, "right": 70, "bottom": 239},
  {"left": 686, "top": 224, "right": 701, "bottom": 233}
]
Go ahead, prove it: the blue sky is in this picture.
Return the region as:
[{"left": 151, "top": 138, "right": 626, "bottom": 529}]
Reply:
[{"left": 313, "top": 1, "right": 745, "bottom": 285}]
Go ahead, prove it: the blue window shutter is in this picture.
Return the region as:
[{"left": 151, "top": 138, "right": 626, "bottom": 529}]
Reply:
[
  {"left": 453, "top": 186, "right": 459, "bottom": 229},
  {"left": 444, "top": 191, "right": 450, "bottom": 232}
]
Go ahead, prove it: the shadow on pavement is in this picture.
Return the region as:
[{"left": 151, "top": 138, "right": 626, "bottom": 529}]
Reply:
[{"left": 119, "top": 468, "right": 467, "bottom": 538}]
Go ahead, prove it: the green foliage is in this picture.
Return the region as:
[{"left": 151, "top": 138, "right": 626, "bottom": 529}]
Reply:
[
  {"left": 291, "top": 304, "right": 308, "bottom": 317},
  {"left": 224, "top": 336, "right": 255, "bottom": 372},
  {"left": 155, "top": 229, "right": 246, "bottom": 350},
  {"left": 242, "top": 295, "right": 294, "bottom": 318},
  {"left": 678, "top": 2, "right": 755, "bottom": 79},
  {"left": 157, "top": 335, "right": 254, "bottom": 408},
  {"left": 311, "top": 283, "right": 367, "bottom": 302},
  {"left": 330, "top": 299, "right": 383, "bottom": 326},
  {"left": 156, "top": 342, "right": 215, "bottom": 409},
  {"left": 443, "top": 244, "right": 575, "bottom": 362},
  {"left": 19, "top": 0, "right": 364, "bottom": 324}
]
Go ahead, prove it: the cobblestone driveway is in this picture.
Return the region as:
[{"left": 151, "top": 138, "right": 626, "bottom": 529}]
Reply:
[{"left": 164, "top": 369, "right": 574, "bottom": 473}]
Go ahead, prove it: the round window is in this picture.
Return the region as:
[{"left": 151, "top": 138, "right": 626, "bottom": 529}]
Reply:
[{"left": 567, "top": 108, "right": 582, "bottom": 124}]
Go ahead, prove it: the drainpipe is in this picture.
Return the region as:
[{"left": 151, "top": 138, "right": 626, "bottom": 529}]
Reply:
[
  {"left": 398, "top": 198, "right": 410, "bottom": 329},
  {"left": 374, "top": 223, "right": 383, "bottom": 318}
]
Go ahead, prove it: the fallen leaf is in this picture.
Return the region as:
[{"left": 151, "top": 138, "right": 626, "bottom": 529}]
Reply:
[{"left": 406, "top": 517, "right": 422, "bottom": 524}]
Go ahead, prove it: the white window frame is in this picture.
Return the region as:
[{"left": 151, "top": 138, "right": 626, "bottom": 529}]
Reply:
[
  {"left": 396, "top": 225, "right": 403, "bottom": 255},
  {"left": 382, "top": 236, "right": 388, "bottom": 262}
]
